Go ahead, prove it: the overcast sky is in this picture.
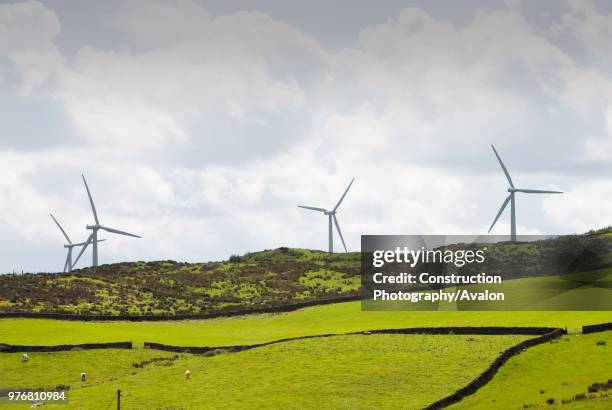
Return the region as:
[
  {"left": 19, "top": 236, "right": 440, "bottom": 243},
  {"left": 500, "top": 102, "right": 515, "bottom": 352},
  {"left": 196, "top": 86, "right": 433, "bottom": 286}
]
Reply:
[{"left": 1, "top": 0, "right": 611, "bottom": 272}]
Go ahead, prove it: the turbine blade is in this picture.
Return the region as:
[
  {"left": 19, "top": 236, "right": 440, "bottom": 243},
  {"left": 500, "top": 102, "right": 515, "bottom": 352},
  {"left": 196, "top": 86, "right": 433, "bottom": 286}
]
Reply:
[
  {"left": 333, "top": 215, "right": 348, "bottom": 253},
  {"left": 63, "top": 253, "right": 70, "bottom": 273},
  {"left": 50, "top": 213, "right": 71, "bottom": 244},
  {"left": 333, "top": 178, "right": 355, "bottom": 212},
  {"left": 298, "top": 205, "right": 327, "bottom": 212},
  {"left": 101, "top": 226, "right": 141, "bottom": 238},
  {"left": 491, "top": 145, "right": 514, "bottom": 188},
  {"left": 72, "top": 239, "right": 106, "bottom": 246},
  {"left": 72, "top": 233, "right": 93, "bottom": 267},
  {"left": 488, "top": 194, "right": 511, "bottom": 233},
  {"left": 515, "top": 189, "right": 563, "bottom": 194},
  {"left": 82, "top": 174, "right": 100, "bottom": 224}
]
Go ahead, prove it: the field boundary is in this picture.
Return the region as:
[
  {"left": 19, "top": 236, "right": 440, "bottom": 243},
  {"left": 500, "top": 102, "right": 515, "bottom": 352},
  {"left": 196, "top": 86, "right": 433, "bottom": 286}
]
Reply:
[
  {"left": 0, "top": 341, "right": 132, "bottom": 353},
  {"left": 582, "top": 321, "right": 612, "bottom": 334},
  {"left": 0, "top": 295, "right": 360, "bottom": 322},
  {"left": 143, "top": 326, "right": 561, "bottom": 355},
  {"left": 422, "top": 328, "right": 566, "bottom": 409}
]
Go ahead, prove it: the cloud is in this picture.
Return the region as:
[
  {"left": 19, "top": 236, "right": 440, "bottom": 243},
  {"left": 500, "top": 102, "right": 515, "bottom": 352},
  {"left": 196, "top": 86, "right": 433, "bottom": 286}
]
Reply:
[
  {"left": 0, "top": 1, "right": 611, "bottom": 272},
  {"left": 52, "top": 1, "right": 326, "bottom": 154},
  {"left": 0, "top": 0, "right": 63, "bottom": 93},
  {"left": 327, "top": 6, "right": 612, "bottom": 170},
  {"left": 543, "top": 180, "right": 612, "bottom": 232}
]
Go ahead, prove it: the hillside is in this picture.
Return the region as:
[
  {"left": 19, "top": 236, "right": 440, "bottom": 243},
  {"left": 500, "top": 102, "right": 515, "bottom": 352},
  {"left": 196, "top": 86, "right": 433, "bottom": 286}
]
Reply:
[
  {"left": 1, "top": 230, "right": 611, "bottom": 316},
  {"left": 0, "top": 248, "right": 360, "bottom": 315}
]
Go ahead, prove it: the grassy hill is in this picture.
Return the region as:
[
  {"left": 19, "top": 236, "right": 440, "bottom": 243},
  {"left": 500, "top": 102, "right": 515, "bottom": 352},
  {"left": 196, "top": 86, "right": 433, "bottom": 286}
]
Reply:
[
  {"left": 1, "top": 230, "right": 610, "bottom": 409},
  {"left": 1, "top": 229, "right": 611, "bottom": 316},
  {"left": 0, "top": 248, "right": 360, "bottom": 315}
]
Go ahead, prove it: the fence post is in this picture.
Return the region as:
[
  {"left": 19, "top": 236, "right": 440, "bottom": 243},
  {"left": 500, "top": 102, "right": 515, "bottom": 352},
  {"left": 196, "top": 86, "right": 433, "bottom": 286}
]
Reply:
[{"left": 117, "top": 389, "right": 121, "bottom": 410}]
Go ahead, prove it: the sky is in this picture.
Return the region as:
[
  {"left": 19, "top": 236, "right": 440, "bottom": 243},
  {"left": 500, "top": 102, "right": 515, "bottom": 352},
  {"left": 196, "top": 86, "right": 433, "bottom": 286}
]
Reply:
[{"left": 1, "top": 0, "right": 611, "bottom": 272}]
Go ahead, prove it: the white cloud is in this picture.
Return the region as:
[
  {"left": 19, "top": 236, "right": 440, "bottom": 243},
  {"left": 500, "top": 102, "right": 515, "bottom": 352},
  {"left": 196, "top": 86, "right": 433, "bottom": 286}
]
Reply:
[
  {"left": 543, "top": 180, "right": 612, "bottom": 232},
  {"left": 0, "top": 1, "right": 611, "bottom": 272},
  {"left": 49, "top": 2, "right": 325, "bottom": 152}
]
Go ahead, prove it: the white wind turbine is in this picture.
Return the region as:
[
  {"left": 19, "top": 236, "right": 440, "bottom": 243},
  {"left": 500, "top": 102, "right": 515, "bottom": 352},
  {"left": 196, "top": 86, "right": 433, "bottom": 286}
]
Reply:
[
  {"left": 50, "top": 213, "right": 105, "bottom": 272},
  {"left": 73, "top": 175, "right": 141, "bottom": 267},
  {"left": 488, "top": 145, "right": 563, "bottom": 241},
  {"left": 299, "top": 178, "right": 355, "bottom": 253}
]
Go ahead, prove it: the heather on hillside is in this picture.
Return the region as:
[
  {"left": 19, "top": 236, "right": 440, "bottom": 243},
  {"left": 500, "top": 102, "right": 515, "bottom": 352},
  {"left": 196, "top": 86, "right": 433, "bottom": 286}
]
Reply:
[{"left": 0, "top": 248, "right": 360, "bottom": 315}]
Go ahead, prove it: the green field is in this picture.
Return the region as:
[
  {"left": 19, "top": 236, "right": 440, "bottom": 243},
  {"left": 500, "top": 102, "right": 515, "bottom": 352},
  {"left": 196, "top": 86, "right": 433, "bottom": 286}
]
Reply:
[
  {"left": 451, "top": 330, "right": 612, "bottom": 409},
  {"left": 1, "top": 302, "right": 611, "bottom": 346},
  {"left": 0, "top": 334, "right": 529, "bottom": 409},
  {"left": 1, "top": 303, "right": 610, "bottom": 408},
  {"left": 1, "top": 237, "right": 611, "bottom": 409},
  {"left": 0, "top": 349, "right": 180, "bottom": 390}
]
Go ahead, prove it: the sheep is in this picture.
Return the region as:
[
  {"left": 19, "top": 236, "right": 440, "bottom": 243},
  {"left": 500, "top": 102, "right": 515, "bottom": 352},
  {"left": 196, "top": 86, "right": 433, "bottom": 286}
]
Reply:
[
  {"left": 81, "top": 372, "right": 86, "bottom": 382},
  {"left": 185, "top": 370, "right": 191, "bottom": 380},
  {"left": 21, "top": 353, "right": 29, "bottom": 362}
]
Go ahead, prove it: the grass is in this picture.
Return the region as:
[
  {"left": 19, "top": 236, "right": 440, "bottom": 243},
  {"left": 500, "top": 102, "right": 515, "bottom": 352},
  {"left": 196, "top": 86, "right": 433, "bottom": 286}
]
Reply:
[
  {"left": 0, "top": 334, "right": 529, "bottom": 409},
  {"left": 0, "top": 237, "right": 610, "bottom": 408},
  {"left": 0, "top": 349, "right": 180, "bottom": 390},
  {"left": 0, "top": 302, "right": 610, "bottom": 346},
  {"left": 451, "top": 330, "right": 612, "bottom": 409}
]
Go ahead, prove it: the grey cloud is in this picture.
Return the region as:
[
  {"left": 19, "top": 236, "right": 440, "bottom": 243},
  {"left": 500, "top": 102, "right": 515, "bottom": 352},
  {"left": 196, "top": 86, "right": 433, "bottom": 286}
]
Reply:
[{"left": 1, "top": 0, "right": 611, "bottom": 272}]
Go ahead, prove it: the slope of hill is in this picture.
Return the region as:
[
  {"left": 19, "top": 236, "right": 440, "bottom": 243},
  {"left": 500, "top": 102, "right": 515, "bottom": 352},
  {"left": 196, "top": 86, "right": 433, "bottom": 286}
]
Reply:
[
  {"left": 0, "top": 248, "right": 360, "bottom": 315},
  {"left": 1, "top": 230, "right": 611, "bottom": 316}
]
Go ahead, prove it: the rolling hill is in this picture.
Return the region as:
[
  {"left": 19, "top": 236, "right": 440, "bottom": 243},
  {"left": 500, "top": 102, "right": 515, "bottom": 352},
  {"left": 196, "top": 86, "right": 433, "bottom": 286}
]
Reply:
[
  {"left": 1, "top": 229, "right": 611, "bottom": 316},
  {"left": 0, "top": 248, "right": 360, "bottom": 315}
]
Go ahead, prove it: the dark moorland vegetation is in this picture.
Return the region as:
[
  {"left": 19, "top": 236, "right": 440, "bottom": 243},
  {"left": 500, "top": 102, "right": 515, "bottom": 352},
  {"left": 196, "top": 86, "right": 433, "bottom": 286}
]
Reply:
[
  {"left": 1, "top": 228, "right": 611, "bottom": 316},
  {"left": 366, "top": 229, "right": 612, "bottom": 292},
  {"left": 0, "top": 248, "right": 360, "bottom": 315}
]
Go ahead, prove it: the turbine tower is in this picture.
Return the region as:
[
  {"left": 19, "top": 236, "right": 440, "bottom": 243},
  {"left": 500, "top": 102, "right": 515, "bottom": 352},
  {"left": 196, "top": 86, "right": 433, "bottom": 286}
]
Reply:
[
  {"left": 298, "top": 178, "right": 354, "bottom": 253},
  {"left": 74, "top": 175, "right": 141, "bottom": 267},
  {"left": 50, "top": 213, "right": 105, "bottom": 272},
  {"left": 488, "top": 145, "right": 563, "bottom": 241}
]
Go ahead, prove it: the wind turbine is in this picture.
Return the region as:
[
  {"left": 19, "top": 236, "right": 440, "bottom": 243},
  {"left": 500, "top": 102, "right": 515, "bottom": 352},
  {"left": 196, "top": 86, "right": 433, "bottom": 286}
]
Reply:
[
  {"left": 299, "top": 178, "right": 354, "bottom": 253},
  {"left": 488, "top": 145, "right": 563, "bottom": 241},
  {"left": 50, "top": 213, "right": 105, "bottom": 272},
  {"left": 73, "top": 175, "right": 141, "bottom": 267}
]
